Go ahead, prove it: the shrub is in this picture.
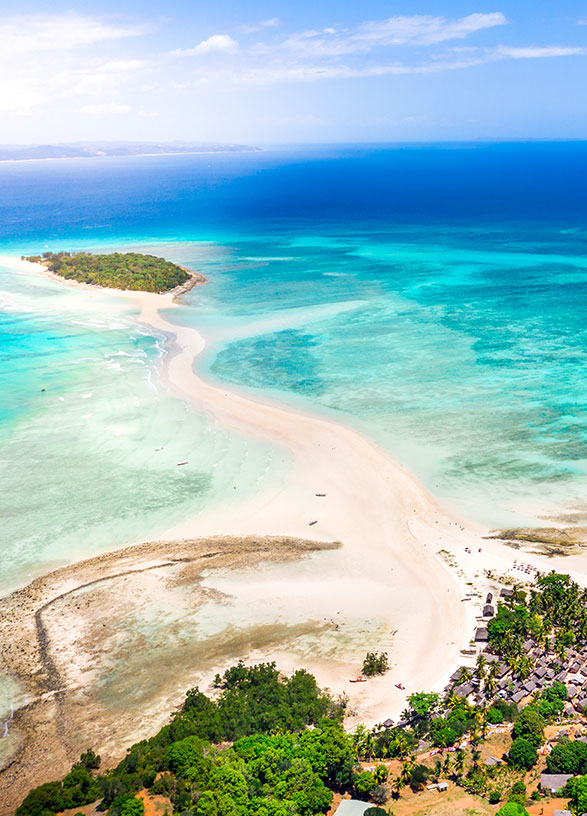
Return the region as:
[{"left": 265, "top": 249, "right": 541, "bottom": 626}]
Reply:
[{"left": 370, "top": 785, "right": 388, "bottom": 805}]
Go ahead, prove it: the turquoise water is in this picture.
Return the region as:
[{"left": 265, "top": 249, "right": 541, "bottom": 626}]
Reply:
[
  {"left": 1, "top": 144, "right": 587, "bottom": 598},
  {"left": 0, "top": 261, "right": 285, "bottom": 595}
]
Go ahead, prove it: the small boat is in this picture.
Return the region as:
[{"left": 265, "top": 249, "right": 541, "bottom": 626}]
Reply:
[
  {"left": 315, "top": 493, "right": 326, "bottom": 497},
  {"left": 395, "top": 683, "right": 405, "bottom": 690},
  {"left": 309, "top": 520, "right": 318, "bottom": 526},
  {"left": 349, "top": 676, "right": 367, "bottom": 683},
  {"left": 177, "top": 461, "right": 188, "bottom": 466}
]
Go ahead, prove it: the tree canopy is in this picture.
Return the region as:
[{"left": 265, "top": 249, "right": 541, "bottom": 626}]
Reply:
[
  {"left": 16, "top": 663, "right": 352, "bottom": 816},
  {"left": 27, "top": 251, "right": 193, "bottom": 293}
]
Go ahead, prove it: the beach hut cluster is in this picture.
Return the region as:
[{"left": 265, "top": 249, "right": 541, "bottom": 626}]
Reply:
[{"left": 447, "top": 586, "right": 587, "bottom": 715}]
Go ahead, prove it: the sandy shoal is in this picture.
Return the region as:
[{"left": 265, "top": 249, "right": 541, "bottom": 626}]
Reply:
[
  {"left": 5, "top": 255, "right": 587, "bottom": 804},
  {"left": 1, "top": 259, "right": 484, "bottom": 715}
]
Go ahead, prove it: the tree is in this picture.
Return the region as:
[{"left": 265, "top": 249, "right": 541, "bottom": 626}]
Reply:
[
  {"left": 354, "top": 771, "right": 376, "bottom": 800},
  {"left": 547, "top": 737, "right": 587, "bottom": 775},
  {"left": 370, "top": 785, "right": 388, "bottom": 806},
  {"left": 165, "top": 736, "right": 211, "bottom": 787},
  {"left": 391, "top": 775, "right": 405, "bottom": 799},
  {"left": 508, "top": 738, "right": 538, "bottom": 770},
  {"left": 374, "top": 765, "right": 388, "bottom": 784},
  {"left": 409, "top": 764, "right": 429, "bottom": 792},
  {"left": 452, "top": 749, "right": 466, "bottom": 779},
  {"left": 511, "top": 707, "right": 545, "bottom": 747},
  {"left": 567, "top": 774, "right": 587, "bottom": 814},
  {"left": 406, "top": 692, "right": 439, "bottom": 721},
  {"left": 362, "top": 652, "right": 389, "bottom": 677},
  {"left": 118, "top": 798, "right": 144, "bottom": 816},
  {"left": 487, "top": 706, "right": 503, "bottom": 724},
  {"left": 496, "top": 804, "right": 529, "bottom": 816}
]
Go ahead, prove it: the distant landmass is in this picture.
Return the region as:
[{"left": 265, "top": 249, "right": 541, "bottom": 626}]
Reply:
[{"left": 0, "top": 141, "right": 261, "bottom": 162}]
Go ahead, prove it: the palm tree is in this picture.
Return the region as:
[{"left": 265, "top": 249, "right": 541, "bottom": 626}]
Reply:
[
  {"left": 433, "top": 758, "right": 442, "bottom": 782},
  {"left": 391, "top": 775, "right": 405, "bottom": 799},
  {"left": 393, "top": 733, "right": 409, "bottom": 760},
  {"left": 475, "top": 654, "right": 487, "bottom": 682},
  {"left": 400, "top": 760, "right": 413, "bottom": 784},
  {"left": 470, "top": 748, "right": 481, "bottom": 770},
  {"left": 445, "top": 690, "right": 461, "bottom": 711},
  {"left": 452, "top": 748, "right": 466, "bottom": 780},
  {"left": 484, "top": 662, "right": 499, "bottom": 697},
  {"left": 442, "top": 754, "right": 452, "bottom": 776}
]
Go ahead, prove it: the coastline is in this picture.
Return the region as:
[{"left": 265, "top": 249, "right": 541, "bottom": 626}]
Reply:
[
  {"left": 5, "top": 259, "right": 477, "bottom": 706},
  {"left": 5, "top": 253, "right": 587, "bottom": 808}
]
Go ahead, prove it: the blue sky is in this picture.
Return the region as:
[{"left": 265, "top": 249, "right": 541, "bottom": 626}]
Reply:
[{"left": 3, "top": 1, "right": 587, "bottom": 143}]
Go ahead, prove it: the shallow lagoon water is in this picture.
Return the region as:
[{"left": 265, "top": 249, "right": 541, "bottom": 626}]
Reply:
[
  {"left": 1, "top": 143, "right": 587, "bottom": 584},
  {"left": 1, "top": 143, "right": 587, "bottom": 735}
]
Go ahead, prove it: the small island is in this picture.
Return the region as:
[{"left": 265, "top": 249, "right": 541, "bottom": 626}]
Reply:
[{"left": 24, "top": 251, "right": 204, "bottom": 294}]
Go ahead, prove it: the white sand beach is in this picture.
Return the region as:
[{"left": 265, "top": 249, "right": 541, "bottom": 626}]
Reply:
[{"left": 7, "top": 255, "right": 586, "bottom": 730}]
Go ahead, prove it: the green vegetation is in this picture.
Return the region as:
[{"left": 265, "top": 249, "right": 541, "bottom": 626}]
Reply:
[
  {"left": 496, "top": 803, "right": 529, "bottom": 816},
  {"left": 361, "top": 651, "right": 389, "bottom": 677},
  {"left": 488, "top": 573, "right": 587, "bottom": 660},
  {"left": 547, "top": 737, "right": 587, "bottom": 774},
  {"left": 536, "top": 681, "right": 567, "bottom": 720},
  {"left": 511, "top": 706, "right": 545, "bottom": 747},
  {"left": 26, "top": 251, "right": 193, "bottom": 293},
  {"left": 566, "top": 774, "right": 587, "bottom": 813},
  {"left": 508, "top": 738, "right": 538, "bottom": 770},
  {"left": 17, "top": 662, "right": 353, "bottom": 816},
  {"left": 17, "top": 573, "right": 587, "bottom": 816}
]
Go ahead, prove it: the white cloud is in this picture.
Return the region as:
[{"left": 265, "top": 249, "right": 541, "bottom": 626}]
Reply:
[
  {"left": 81, "top": 102, "right": 132, "bottom": 115},
  {"left": 492, "top": 45, "right": 586, "bottom": 59},
  {"left": 172, "top": 34, "right": 238, "bottom": 57},
  {"left": 354, "top": 12, "right": 507, "bottom": 47},
  {"left": 184, "top": 38, "right": 587, "bottom": 90},
  {"left": 0, "top": 13, "right": 147, "bottom": 56},
  {"left": 272, "top": 12, "right": 507, "bottom": 58},
  {"left": 240, "top": 18, "right": 281, "bottom": 34}
]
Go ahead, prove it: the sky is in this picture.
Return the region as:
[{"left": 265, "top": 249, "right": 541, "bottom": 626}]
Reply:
[{"left": 2, "top": 0, "right": 587, "bottom": 144}]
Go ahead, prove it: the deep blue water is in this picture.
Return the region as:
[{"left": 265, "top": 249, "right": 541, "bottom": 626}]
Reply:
[{"left": 2, "top": 143, "right": 587, "bottom": 244}]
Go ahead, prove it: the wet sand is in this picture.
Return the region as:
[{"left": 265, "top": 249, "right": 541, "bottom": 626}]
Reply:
[{"left": 0, "top": 535, "right": 336, "bottom": 814}]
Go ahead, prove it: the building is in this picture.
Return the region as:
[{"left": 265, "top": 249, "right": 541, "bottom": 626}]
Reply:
[
  {"left": 475, "top": 627, "right": 489, "bottom": 642},
  {"left": 484, "top": 756, "right": 502, "bottom": 767},
  {"left": 334, "top": 801, "right": 373, "bottom": 816},
  {"left": 437, "top": 782, "right": 448, "bottom": 792},
  {"left": 540, "top": 774, "right": 573, "bottom": 794}
]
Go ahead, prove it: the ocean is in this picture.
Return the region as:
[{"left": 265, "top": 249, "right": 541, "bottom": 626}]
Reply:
[{"left": 1, "top": 142, "right": 587, "bottom": 597}]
